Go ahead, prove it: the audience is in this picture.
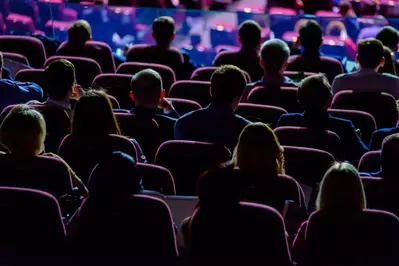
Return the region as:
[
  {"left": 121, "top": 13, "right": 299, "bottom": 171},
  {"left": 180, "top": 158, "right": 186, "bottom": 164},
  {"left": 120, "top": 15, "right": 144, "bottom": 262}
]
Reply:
[
  {"left": 277, "top": 74, "right": 368, "bottom": 164},
  {"left": 286, "top": 20, "right": 344, "bottom": 84},
  {"left": 292, "top": 162, "right": 366, "bottom": 265},
  {"left": 128, "top": 69, "right": 179, "bottom": 141},
  {"left": 376, "top": 26, "right": 399, "bottom": 74},
  {"left": 379, "top": 46, "right": 397, "bottom": 75},
  {"left": 0, "top": 52, "right": 42, "bottom": 112},
  {"left": 126, "top": 16, "right": 184, "bottom": 79},
  {"left": 175, "top": 65, "right": 250, "bottom": 150},
  {"left": 242, "top": 39, "right": 297, "bottom": 102},
  {"left": 332, "top": 39, "right": 399, "bottom": 99},
  {"left": 213, "top": 20, "right": 263, "bottom": 82},
  {"left": 232, "top": 123, "right": 305, "bottom": 213}
]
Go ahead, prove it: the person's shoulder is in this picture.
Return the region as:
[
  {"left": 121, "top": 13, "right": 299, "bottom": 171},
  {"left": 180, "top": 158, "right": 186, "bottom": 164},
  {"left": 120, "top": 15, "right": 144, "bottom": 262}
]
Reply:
[
  {"left": 176, "top": 108, "right": 204, "bottom": 123},
  {"left": 320, "top": 55, "right": 342, "bottom": 65},
  {"left": 287, "top": 54, "right": 302, "bottom": 64},
  {"left": 234, "top": 113, "right": 251, "bottom": 124},
  {"left": 280, "top": 112, "right": 303, "bottom": 120},
  {"left": 155, "top": 113, "right": 178, "bottom": 122},
  {"left": 373, "top": 126, "right": 399, "bottom": 135},
  {"left": 334, "top": 72, "right": 352, "bottom": 80},
  {"left": 381, "top": 72, "right": 399, "bottom": 81}
]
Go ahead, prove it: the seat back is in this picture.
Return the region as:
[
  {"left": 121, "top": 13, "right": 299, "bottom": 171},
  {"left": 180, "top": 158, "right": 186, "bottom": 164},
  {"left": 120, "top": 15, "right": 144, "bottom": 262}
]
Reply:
[
  {"left": 166, "top": 98, "right": 201, "bottom": 115},
  {"left": 14, "top": 69, "right": 47, "bottom": 96},
  {"left": 248, "top": 86, "right": 303, "bottom": 113},
  {"left": 358, "top": 150, "right": 381, "bottom": 173},
  {"left": 331, "top": 90, "right": 398, "bottom": 129},
  {"left": 137, "top": 163, "right": 176, "bottom": 195},
  {"left": 57, "top": 41, "right": 116, "bottom": 73},
  {"left": 191, "top": 66, "right": 252, "bottom": 83},
  {"left": 58, "top": 134, "right": 137, "bottom": 184},
  {"left": 44, "top": 56, "right": 102, "bottom": 88},
  {"left": 168, "top": 81, "right": 211, "bottom": 108},
  {"left": 236, "top": 103, "right": 287, "bottom": 128},
  {"left": 328, "top": 108, "right": 377, "bottom": 145},
  {"left": 2, "top": 52, "right": 29, "bottom": 65},
  {"left": 5, "top": 13, "right": 35, "bottom": 36},
  {"left": 117, "top": 62, "right": 176, "bottom": 93},
  {"left": 92, "top": 73, "right": 133, "bottom": 109},
  {"left": 306, "top": 209, "right": 399, "bottom": 266},
  {"left": 275, "top": 126, "right": 342, "bottom": 159},
  {"left": 155, "top": 140, "right": 231, "bottom": 196},
  {"left": 361, "top": 177, "right": 384, "bottom": 210},
  {"left": 0, "top": 36, "right": 46, "bottom": 68}
]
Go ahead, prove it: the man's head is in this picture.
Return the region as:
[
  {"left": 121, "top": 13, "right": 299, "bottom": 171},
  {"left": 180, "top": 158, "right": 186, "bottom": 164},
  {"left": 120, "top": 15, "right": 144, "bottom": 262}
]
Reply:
[
  {"left": 381, "top": 133, "right": 399, "bottom": 179},
  {"left": 376, "top": 26, "right": 399, "bottom": 52},
  {"left": 210, "top": 65, "right": 247, "bottom": 109},
  {"left": 152, "top": 16, "right": 175, "bottom": 47},
  {"left": 357, "top": 38, "right": 385, "bottom": 70},
  {"left": 45, "top": 59, "right": 76, "bottom": 101},
  {"left": 260, "top": 39, "right": 290, "bottom": 75},
  {"left": 298, "top": 74, "right": 332, "bottom": 111},
  {"left": 0, "top": 51, "right": 3, "bottom": 78},
  {"left": 238, "top": 20, "right": 262, "bottom": 50},
  {"left": 68, "top": 20, "right": 92, "bottom": 46},
  {"left": 130, "top": 69, "right": 164, "bottom": 108},
  {"left": 299, "top": 20, "right": 323, "bottom": 53}
]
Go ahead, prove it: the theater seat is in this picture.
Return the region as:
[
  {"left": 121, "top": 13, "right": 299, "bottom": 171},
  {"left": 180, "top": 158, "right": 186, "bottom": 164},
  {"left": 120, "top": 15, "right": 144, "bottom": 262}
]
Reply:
[
  {"left": 358, "top": 150, "right": 381, "bottom": 173},
  {"left": 168, "top": 81, "right": 211, "bottom": 108}
]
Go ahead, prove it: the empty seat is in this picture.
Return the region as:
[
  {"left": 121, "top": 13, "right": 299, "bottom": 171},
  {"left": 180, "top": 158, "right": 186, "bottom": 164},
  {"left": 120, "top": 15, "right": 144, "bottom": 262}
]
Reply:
[
  {"left": 58, "top": 134, "right": 138, "bottom": 184},
  {"left": 57, "top": 41, "right": 116, "bottom": 73},
  {"left": 331, "top": 90, "right": 398, "bottom": 129},
  {"left": 166, "top": 98, "right": 201, "bottom": 115},
  {"left": 137, "top": 163, "right": 176, "bottom": 195},
  {"left": 358, "top": 150, "right": 381, "bottom": 173},
  {"left": 248, "top": 86, "right": 303, "bottom": 113},
  {"left": 92, "top": 73, "right": 133, "bottom": 109},
  {"left": 5, "top": 13, "right": 35, "bottom": 35},
  {"left": 191, "top": 66, "right": 252, "bottom": 83},
  {"left": 236, "top": 103, "right": 287, "bottom": 129},
  {"left": 168, "top": 81, "right": 211, "bottom": 108},
  {"left": 0, "top": 35, "right": 46, "bottom": 68},
  {"left": 155, "top": 140, "right": 231, "bottom": 196},
  {"left": 44, "top": 56, "right": 102, "bottom": 88},
  {"left": 14, "top": 69, "right": 46, "bottom": 96},
  {"left": 2, "top": 52, "right": 29, "bottom": 65},
  {"left": 117, "top": 62, "right": 176, "bottom": 93},
  {"left": 275, "top": 126, "right": 342, "bottom": 159}
]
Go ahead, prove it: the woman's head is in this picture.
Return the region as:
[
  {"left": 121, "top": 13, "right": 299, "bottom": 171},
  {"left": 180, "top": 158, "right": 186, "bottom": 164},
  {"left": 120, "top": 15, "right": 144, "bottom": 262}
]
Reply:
[
  {"left": 316, "top": 162, "right": 366, "bottom": 211},
  {"left": 88, "top": 151, "right": 142, "bottom": 198},
  {"left": 0, "top": 105, "right": 46, "bottom": 156},
  {"left": 72, "top": 90, "right": 120, "bottom": 137},
  {"left": 233, "top": 123, "right": 285, "bottom": 176}
]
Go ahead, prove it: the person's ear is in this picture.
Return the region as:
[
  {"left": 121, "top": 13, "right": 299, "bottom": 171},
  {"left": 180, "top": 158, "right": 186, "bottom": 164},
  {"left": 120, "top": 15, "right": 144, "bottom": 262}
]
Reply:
[
  {"left": 160, "top": 90, "right": 166, "bottom": 99},
  {"left": 209, "top": 86, "right": 212, "bottom": 97},
  {"left": 282, "top": 61, "right": 288, "bottom": 72},
  {"left": 320, "top": 37, "right": 323, "bottom": 45},
  {"left": 152, "top": 32, "right": 155, "bottom": 40},
  {"left": 380, "top": 57, "right": 385, "bottom": 67},
  {"left": 260, "top": 58, "right": 265, "bottom": 69},
  {"left": 129, "top": 91, "right": 135, "bottom": 101},
  {"left": 171, "top": 33, "right": 176, "bottom": 41},
  {"left": 355, "top": 54, "right": 359, "bottom": 64},
  {"left": 238, "top": 37, "right": 242, "bottom": 45}
]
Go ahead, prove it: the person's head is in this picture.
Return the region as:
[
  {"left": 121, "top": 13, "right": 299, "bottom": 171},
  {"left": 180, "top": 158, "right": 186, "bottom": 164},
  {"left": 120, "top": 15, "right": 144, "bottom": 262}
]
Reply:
[
  {"left": 376, "top": 26, "right": 399, "bottom": 52},
  {"left": 238, "top": 20, "right": 262, "bottom": 50},
  {"left": 130, "top": 69, "right": 164, "bottom": 108},
  {"left": 381, "top": 134, "right": 399, "bottom": 179},
  {"left": 68, "top": 20, "right": 92, "bottom": 46},
  {"left": 339, "top": 0, "right": 352, "bottom": 16},
  {"left": 379, "top": 46, "right": 397, "bottom": 75},
  {"left": 356, "top": 38, "right": 385, "bottom": 70},
  {"left": 0, "top": 105, "right": 46, "bottom": 156},
  {"left": 88, "top": 151, "right": 142, "bottom": 199},
  {"left": 45, "top": 59, "right": 76, "bottom": 101},
  {"left": 0, "top": 51, "right": 3, "bottom": 78},
  {"left": 316, "top": 162, "right": 366, "bottom": 211},
  {"left": 260, "top": 39, "right": 290, "bottom": 75},
  {"left": 72, "top": 90, "right": 120, "bottom": 137},
  {"left": 299, "top": 20, "right": 323, "bottom": 53},
  {"left": 152, "top": 16, "right": 175, "bottom": 47},
  {"left": 233, "top": 123, "right": 284, "bottom": 176},
  {"left": 298, "top": 74, "right": 332, "bottom": 111},
  {"left": 210, "top": 65, "right": 247, "bottom": 109}
]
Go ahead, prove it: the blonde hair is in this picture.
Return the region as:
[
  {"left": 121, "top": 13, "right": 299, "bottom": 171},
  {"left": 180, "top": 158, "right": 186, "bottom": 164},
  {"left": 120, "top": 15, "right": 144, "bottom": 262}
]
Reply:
[
  {"left": 0, "top": 105, "right": 46, "bottom": 155},
  {"left": 316, "top": 162, "right": 366, "bottom": 211},
  {"left": 233, "top": 123, "right": 285, "bottom": 176}
]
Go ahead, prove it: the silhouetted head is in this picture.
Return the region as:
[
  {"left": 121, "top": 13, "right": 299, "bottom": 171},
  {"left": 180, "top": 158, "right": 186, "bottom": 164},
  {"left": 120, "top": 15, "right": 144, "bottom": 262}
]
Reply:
[
  {"left": 381, "top": 134, "right": 399, "bottom": 180},
  {"left": 298, "top": 74, "right": 332, "bottom": 111},
  {"left": 45, "top": 59, "right": 76, "bottom": 101},
  {"left": 299, "top": 20, "right": 323, "bottom": 53},
  {"left": 68, "top": 20, "right": 92, "bottom": 46},
  {"left": 130, "top": 69, "right": 164, "bottom": 108},
  {"left": 376, "top": 26, "right": 399, "bottom": 53},
  {"left": 260, "top": 39, "right": 290, "bottom": 75},
  {"left": 238, "top": 20, "right": 262, "bottom": 50},
  {"left": 152, "top": 16, "right": 175, "bottom": 47},
  {"left": 357, "top": 38, "right": 385, "bottom": 70}
]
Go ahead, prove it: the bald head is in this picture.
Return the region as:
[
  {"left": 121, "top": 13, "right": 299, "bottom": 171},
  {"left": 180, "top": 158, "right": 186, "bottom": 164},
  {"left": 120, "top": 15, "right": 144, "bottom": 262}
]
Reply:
[{"left": 130, "top": 69, "right": 163, "bottom": 107}]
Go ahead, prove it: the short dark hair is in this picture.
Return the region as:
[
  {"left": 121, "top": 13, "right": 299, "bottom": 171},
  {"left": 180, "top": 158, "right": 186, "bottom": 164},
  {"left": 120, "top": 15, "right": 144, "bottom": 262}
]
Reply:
[
  {"left": 357, "top": 39, "right": 384, "bottom": 69},
  {"left": 298, "top": 74, "right": 332, "bottom": 110},
  {"left": 238, "top": 20, "right": 262, "bottom": 49},
  {"left": 131, "top": 69, "right": 163, "bottom": 106},
  {"left": 260, "top": 39, "right": 290, "bottom": 74},
  {"left": 299, "top": 20, "right": 323, "bottom": 52},
  {"left": 68, "top": 20, "right": 92, "bottom": 46},
  {"left": 376, "top": 26, "right": 399, "bottom": 51},
  {"left": 381, "top": 133, "right": 399, "bottom": 179},
  {"left": 152, "top": 16, "right": 175, "bottom": 46},
  {"left": 210, "top": 65, "right": 247, "bottom": 104},
  {"left": 45, "top": 59, "right": 76, "bottom": 100}
]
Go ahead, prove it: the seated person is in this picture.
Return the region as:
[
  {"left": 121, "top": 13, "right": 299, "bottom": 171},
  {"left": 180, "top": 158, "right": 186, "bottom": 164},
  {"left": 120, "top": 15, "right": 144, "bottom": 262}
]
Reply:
[
  {"left": 242, "top": 39, "right": 298, "bottom": 102},
  {"left": 369, "top": 124, "right": 399, "bottom": 150},
  {"left": 379, "top": 46, "right": 397, "bottom": 75},
  {"left": 0, "top": 52, "right": 42, "bottom": 112},
  {"left": 213, "top": 20, "right": 263, "bottom": 82},
  {"left": 332, "top": 39, "right": 399, "bottom": 99},
  {"left": 126, "top": 16, "right": 184, "bottom": 79},
  {"left": 287, "top": 20, "right": 344, "bottom": 84},
  {"left": 57, "top": 20, "right": 92, "bottom": 54},
  {"left": 175, "top": 65, "right": 251, "bottom": 150},
  {"left": 278, "top": 74, "right": 368, "bottom": 164},
  {"left": 376, "top": 26, "right": 399, "bottom": 74},
  {"left": 129, "top": 69, "right": 179, "bottom": 141},
  {"left": 28, "top": 59, "right": 83, "bottom": 117}
]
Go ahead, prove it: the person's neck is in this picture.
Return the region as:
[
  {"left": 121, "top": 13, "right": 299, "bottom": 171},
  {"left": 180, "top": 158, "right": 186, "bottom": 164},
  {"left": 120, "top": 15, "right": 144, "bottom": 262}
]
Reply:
[
  {"left": 135, "top": 103, "right": 157, "bottom": 110},
  {"left": 359, "top": 66, "right": 379, "bottom": 72},
  {"left": 155, "top": 43, "right": 171, "bottom": 50},
  {"left": 303, "top": 49, "right": 320, "bottom": 57},
  {"left": 263, "top": 72, "right": 284, "bottom": 80}
]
